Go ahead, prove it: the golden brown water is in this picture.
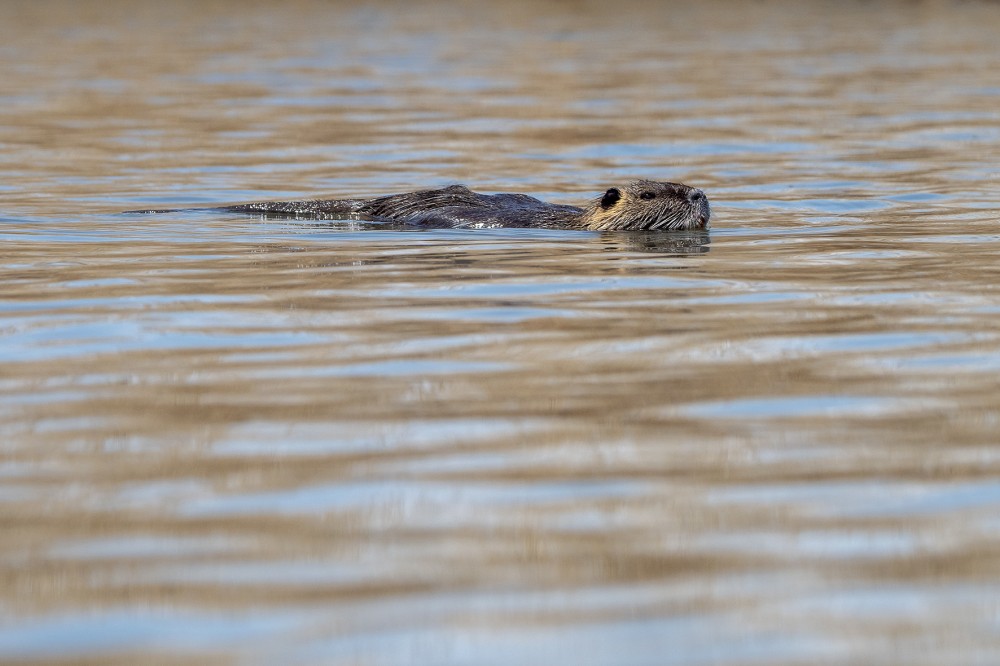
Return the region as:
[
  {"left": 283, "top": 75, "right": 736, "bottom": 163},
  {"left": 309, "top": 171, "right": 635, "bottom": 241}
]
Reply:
[{"left": 3, "top": 1, "right": 1000, "bottom": 663}]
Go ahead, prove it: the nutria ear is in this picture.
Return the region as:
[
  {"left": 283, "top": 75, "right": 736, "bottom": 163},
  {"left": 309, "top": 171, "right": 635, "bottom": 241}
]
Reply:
[{"left": 600, "top": 188, "right": 621, "bottom": 209}]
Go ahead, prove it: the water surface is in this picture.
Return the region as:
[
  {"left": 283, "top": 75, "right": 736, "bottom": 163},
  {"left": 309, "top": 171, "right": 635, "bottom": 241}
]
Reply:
[{"left": 3, "top": 1, "right": 1000, "bottom": 663}]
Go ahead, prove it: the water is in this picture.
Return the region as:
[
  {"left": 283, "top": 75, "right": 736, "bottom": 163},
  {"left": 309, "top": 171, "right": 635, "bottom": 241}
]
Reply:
[{"left": 3, "top": 0, "right": 1000, "bottom": 663}]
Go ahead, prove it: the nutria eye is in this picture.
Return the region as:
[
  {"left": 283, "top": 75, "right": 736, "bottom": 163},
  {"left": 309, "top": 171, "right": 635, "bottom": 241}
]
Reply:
[{"left": 640, "top": 191, "right": 656, "bottom": 200}]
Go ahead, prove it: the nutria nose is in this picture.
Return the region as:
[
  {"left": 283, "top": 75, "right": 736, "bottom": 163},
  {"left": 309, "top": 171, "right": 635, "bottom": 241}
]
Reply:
[{"left": 688, "top": 189, "right": 705, "bottom": 203}]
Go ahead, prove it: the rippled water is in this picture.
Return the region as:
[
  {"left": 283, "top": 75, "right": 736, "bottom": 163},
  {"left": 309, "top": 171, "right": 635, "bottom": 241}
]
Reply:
[{"left": 3, "top": 0, "right": 1000, "bottom": 663}]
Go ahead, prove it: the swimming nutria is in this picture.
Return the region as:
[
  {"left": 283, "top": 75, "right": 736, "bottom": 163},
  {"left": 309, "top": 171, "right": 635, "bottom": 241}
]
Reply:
[{"left": 129, "top": 180, "right": 711, "bottom": 231}]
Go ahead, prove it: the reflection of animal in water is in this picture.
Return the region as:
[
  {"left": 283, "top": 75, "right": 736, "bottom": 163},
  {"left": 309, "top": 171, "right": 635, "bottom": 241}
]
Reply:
[{"left": 131, "top": 180, "right": 711, "bottom": 231}]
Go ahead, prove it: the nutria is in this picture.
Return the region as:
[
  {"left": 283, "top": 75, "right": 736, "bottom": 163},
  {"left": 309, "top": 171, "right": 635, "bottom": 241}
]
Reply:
[{"left": 129, "top": 180, "right": 711, "bottom": 231}]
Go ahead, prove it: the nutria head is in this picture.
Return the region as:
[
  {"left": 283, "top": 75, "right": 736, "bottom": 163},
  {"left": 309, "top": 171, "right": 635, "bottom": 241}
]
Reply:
[{"left": 582, "top": 180, "right": 711, "bottom": 231}]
